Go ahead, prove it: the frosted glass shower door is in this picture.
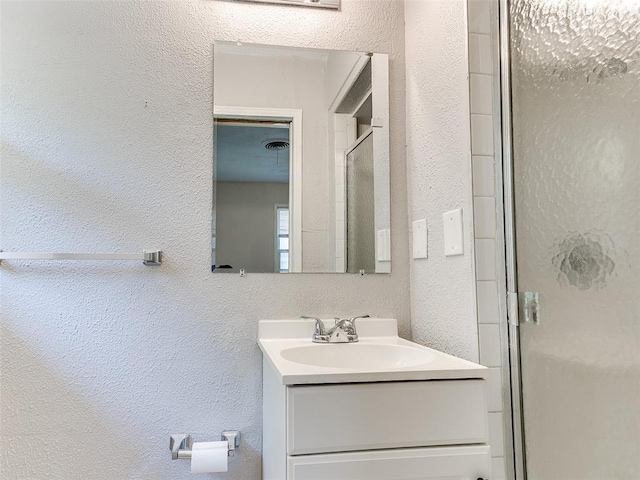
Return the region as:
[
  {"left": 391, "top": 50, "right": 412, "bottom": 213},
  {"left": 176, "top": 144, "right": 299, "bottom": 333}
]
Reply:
[{"left": 509, "top": 0, "right": 640, "bottom": 478}]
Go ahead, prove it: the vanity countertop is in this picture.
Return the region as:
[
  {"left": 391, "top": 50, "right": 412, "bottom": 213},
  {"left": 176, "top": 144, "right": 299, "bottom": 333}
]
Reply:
[{"left": 258, "top": 318, "right": 488, "bottom": 385}]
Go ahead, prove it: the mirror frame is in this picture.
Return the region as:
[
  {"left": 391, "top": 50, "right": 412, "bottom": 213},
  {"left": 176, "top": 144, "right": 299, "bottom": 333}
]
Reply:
[{"left": 228, "top": 0, "right": 340, "bottom": 9}]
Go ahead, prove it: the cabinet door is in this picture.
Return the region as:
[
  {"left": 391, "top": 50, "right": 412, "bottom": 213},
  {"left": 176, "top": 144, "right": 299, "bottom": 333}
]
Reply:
[
  {"left": 287, "top": 380, "right": 487, "bottom": 454},
  {"left": 287, "top": 445, "right": 491, "bottom": 480}
]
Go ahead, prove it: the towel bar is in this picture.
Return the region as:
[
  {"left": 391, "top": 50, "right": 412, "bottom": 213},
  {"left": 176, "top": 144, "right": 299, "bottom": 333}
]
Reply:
[{"left": 0, "top": 250, "right": 162, "bottom": 265}]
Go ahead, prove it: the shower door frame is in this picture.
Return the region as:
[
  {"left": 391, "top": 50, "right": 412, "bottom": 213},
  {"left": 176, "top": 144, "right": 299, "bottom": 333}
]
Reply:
[
  {"left": 487, "top": 1, "right": 638, "bottom": 478},
  {"left": 496, "top": 0, "right": 527, "bottom": 479}
]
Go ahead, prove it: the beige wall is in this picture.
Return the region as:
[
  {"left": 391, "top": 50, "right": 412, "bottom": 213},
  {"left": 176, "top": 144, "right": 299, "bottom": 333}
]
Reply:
[{"left": 215, "top": 182, "right": 289, "bottom": 273}]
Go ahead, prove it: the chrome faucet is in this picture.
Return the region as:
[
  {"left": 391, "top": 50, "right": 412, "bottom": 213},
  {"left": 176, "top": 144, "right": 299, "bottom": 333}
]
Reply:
[
  {"left": 300, "top": 315, "right": 328, "bottom": 341},
  {"left": 300, "top": 315, "right": 369, "bottom": 343}
]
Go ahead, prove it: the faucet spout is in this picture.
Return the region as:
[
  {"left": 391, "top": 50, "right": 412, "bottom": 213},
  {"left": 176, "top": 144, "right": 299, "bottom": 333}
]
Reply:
[
  {"left": 326, "top": 315, "right": 369, "bottom": 343},
  {"left": 302, "top": 315, "right": 369, "bottom": 343}
]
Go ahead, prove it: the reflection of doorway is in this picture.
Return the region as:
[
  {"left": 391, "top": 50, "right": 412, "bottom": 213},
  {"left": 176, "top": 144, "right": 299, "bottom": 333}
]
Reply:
[
  {"left": 213, "top": 106, "right": 302, "bottom": 272},
  {"left": 214, "top": 121, "right": 289, "bottom": 273}
]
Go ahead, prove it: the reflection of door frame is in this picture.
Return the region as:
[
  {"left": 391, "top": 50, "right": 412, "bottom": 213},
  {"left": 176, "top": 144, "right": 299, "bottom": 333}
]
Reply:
[{"left": 214, "top": 106, "right": 303, "bottom": 273}]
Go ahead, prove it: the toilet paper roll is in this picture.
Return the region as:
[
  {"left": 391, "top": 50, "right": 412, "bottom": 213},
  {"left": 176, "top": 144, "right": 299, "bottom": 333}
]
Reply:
[{"left": 190, "top": 441, "right": 228, "bottom": 473}]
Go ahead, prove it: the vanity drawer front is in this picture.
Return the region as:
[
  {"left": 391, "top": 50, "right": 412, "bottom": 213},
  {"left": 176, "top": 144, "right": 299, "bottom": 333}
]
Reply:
[
  {"left": 286, "top": 380, "right": 487, "bottom": 455},
  {"left": 287, "top": 445, "right": 491, "bottom": 480}
]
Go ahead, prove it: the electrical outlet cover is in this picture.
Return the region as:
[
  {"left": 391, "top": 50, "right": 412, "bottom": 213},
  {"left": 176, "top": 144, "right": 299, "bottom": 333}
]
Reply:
[
  {"left": 412, "top": 219, "right": 428, "bottom": 259},
  {"left": 443, "top": 209, "right": 464, "bottom": 256}
]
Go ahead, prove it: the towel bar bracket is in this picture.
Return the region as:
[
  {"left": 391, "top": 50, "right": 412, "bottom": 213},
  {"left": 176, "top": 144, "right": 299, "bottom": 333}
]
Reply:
[{"left": 142, "top": 250, "right": 162, "bottom": 265}]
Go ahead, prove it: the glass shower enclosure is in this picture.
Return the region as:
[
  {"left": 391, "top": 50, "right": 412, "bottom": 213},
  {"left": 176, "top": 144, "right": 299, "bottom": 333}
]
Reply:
[
  {"left": 506, "top": 0, "right": 639, "bottom": 478},
  {"left": 346, "top": 132, "right": 375, "bottom": 274}
]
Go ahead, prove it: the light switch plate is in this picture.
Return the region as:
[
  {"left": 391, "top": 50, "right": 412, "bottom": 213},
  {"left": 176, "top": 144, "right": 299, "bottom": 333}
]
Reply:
[
  {"left": 412, "top": 219, "right": 428, "bottom": 259},
  {"left": 443, "top": 209, "right": 464, "bottom": 256},
  {"left": 377, "top": 229, "right": 391, "bottom": 262}
]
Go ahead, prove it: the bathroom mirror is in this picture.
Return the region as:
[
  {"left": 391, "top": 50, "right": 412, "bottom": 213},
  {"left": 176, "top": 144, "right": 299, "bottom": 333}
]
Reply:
[{"left": 213, "top": 42, "right": 390, "bottom": 274}]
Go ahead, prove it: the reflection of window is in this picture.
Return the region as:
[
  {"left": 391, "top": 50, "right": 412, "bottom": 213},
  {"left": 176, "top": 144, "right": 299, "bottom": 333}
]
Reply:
[{"left": 275, "top": 205, "right": 289, "bottom": 273}]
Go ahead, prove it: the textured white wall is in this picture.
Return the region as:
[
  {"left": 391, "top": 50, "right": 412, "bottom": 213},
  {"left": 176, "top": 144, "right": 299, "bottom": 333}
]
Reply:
[
  {"left": 0, "top": 1, "right": 409, "bottom": 478},
  {"left": 404, "top": 0, "right": 479, "bottom": 361}
]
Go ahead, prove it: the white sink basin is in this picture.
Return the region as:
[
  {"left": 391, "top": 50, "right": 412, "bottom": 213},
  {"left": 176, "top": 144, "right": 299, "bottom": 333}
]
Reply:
[
  {"left": 259, "top": 318, "right": 488, "bottom": 385},
  {"left": 281, "top": 343, "right": 435, "bottom": 370}
]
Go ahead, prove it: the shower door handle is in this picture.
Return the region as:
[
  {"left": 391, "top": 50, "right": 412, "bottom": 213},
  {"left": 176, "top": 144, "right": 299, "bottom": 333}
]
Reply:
[{"left": 507, "top": 291, "right": 540, "bottom": 326}]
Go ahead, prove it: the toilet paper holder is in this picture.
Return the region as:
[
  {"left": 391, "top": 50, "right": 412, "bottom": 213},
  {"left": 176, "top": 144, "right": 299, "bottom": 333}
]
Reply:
[{"left": 170, "top": 431, "right": 241, "bottom": 459}]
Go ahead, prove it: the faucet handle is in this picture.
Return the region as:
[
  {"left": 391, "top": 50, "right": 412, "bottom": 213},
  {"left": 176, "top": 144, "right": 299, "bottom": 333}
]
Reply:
[
  {"left": 339, "top": 315, "right": 369, "bottom": 336},
  {"left": 300, "top": 315, "right": 326, "bottom": 335},
  {"left": 349, "top": 314, "right": 370, "bottom": 326}
]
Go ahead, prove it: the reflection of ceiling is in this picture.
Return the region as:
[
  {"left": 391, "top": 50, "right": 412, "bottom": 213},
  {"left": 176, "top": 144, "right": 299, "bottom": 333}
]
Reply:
[{"left": 215, "top": 124, "right": 290, "bottom": 183}]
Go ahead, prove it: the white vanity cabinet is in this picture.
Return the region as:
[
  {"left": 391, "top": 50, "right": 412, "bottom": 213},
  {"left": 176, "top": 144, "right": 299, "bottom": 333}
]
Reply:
[
  {"left": 263, "top": 363, "right": 491, "bottom": 480},
  {"left": 287, "top": 446, "right": 491, "bottom": 480},
  {"left": 259, "top": 319, "right": 492, "bottom": 480}
]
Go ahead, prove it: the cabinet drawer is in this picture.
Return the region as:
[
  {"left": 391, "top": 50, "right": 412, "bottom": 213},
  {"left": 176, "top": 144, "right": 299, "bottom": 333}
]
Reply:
[
  {"left": 287, "top": 445, "right": 491, "bottom": 480},
  {"left": 287, "top": 380, "right": 487, "bottom": 455}
]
